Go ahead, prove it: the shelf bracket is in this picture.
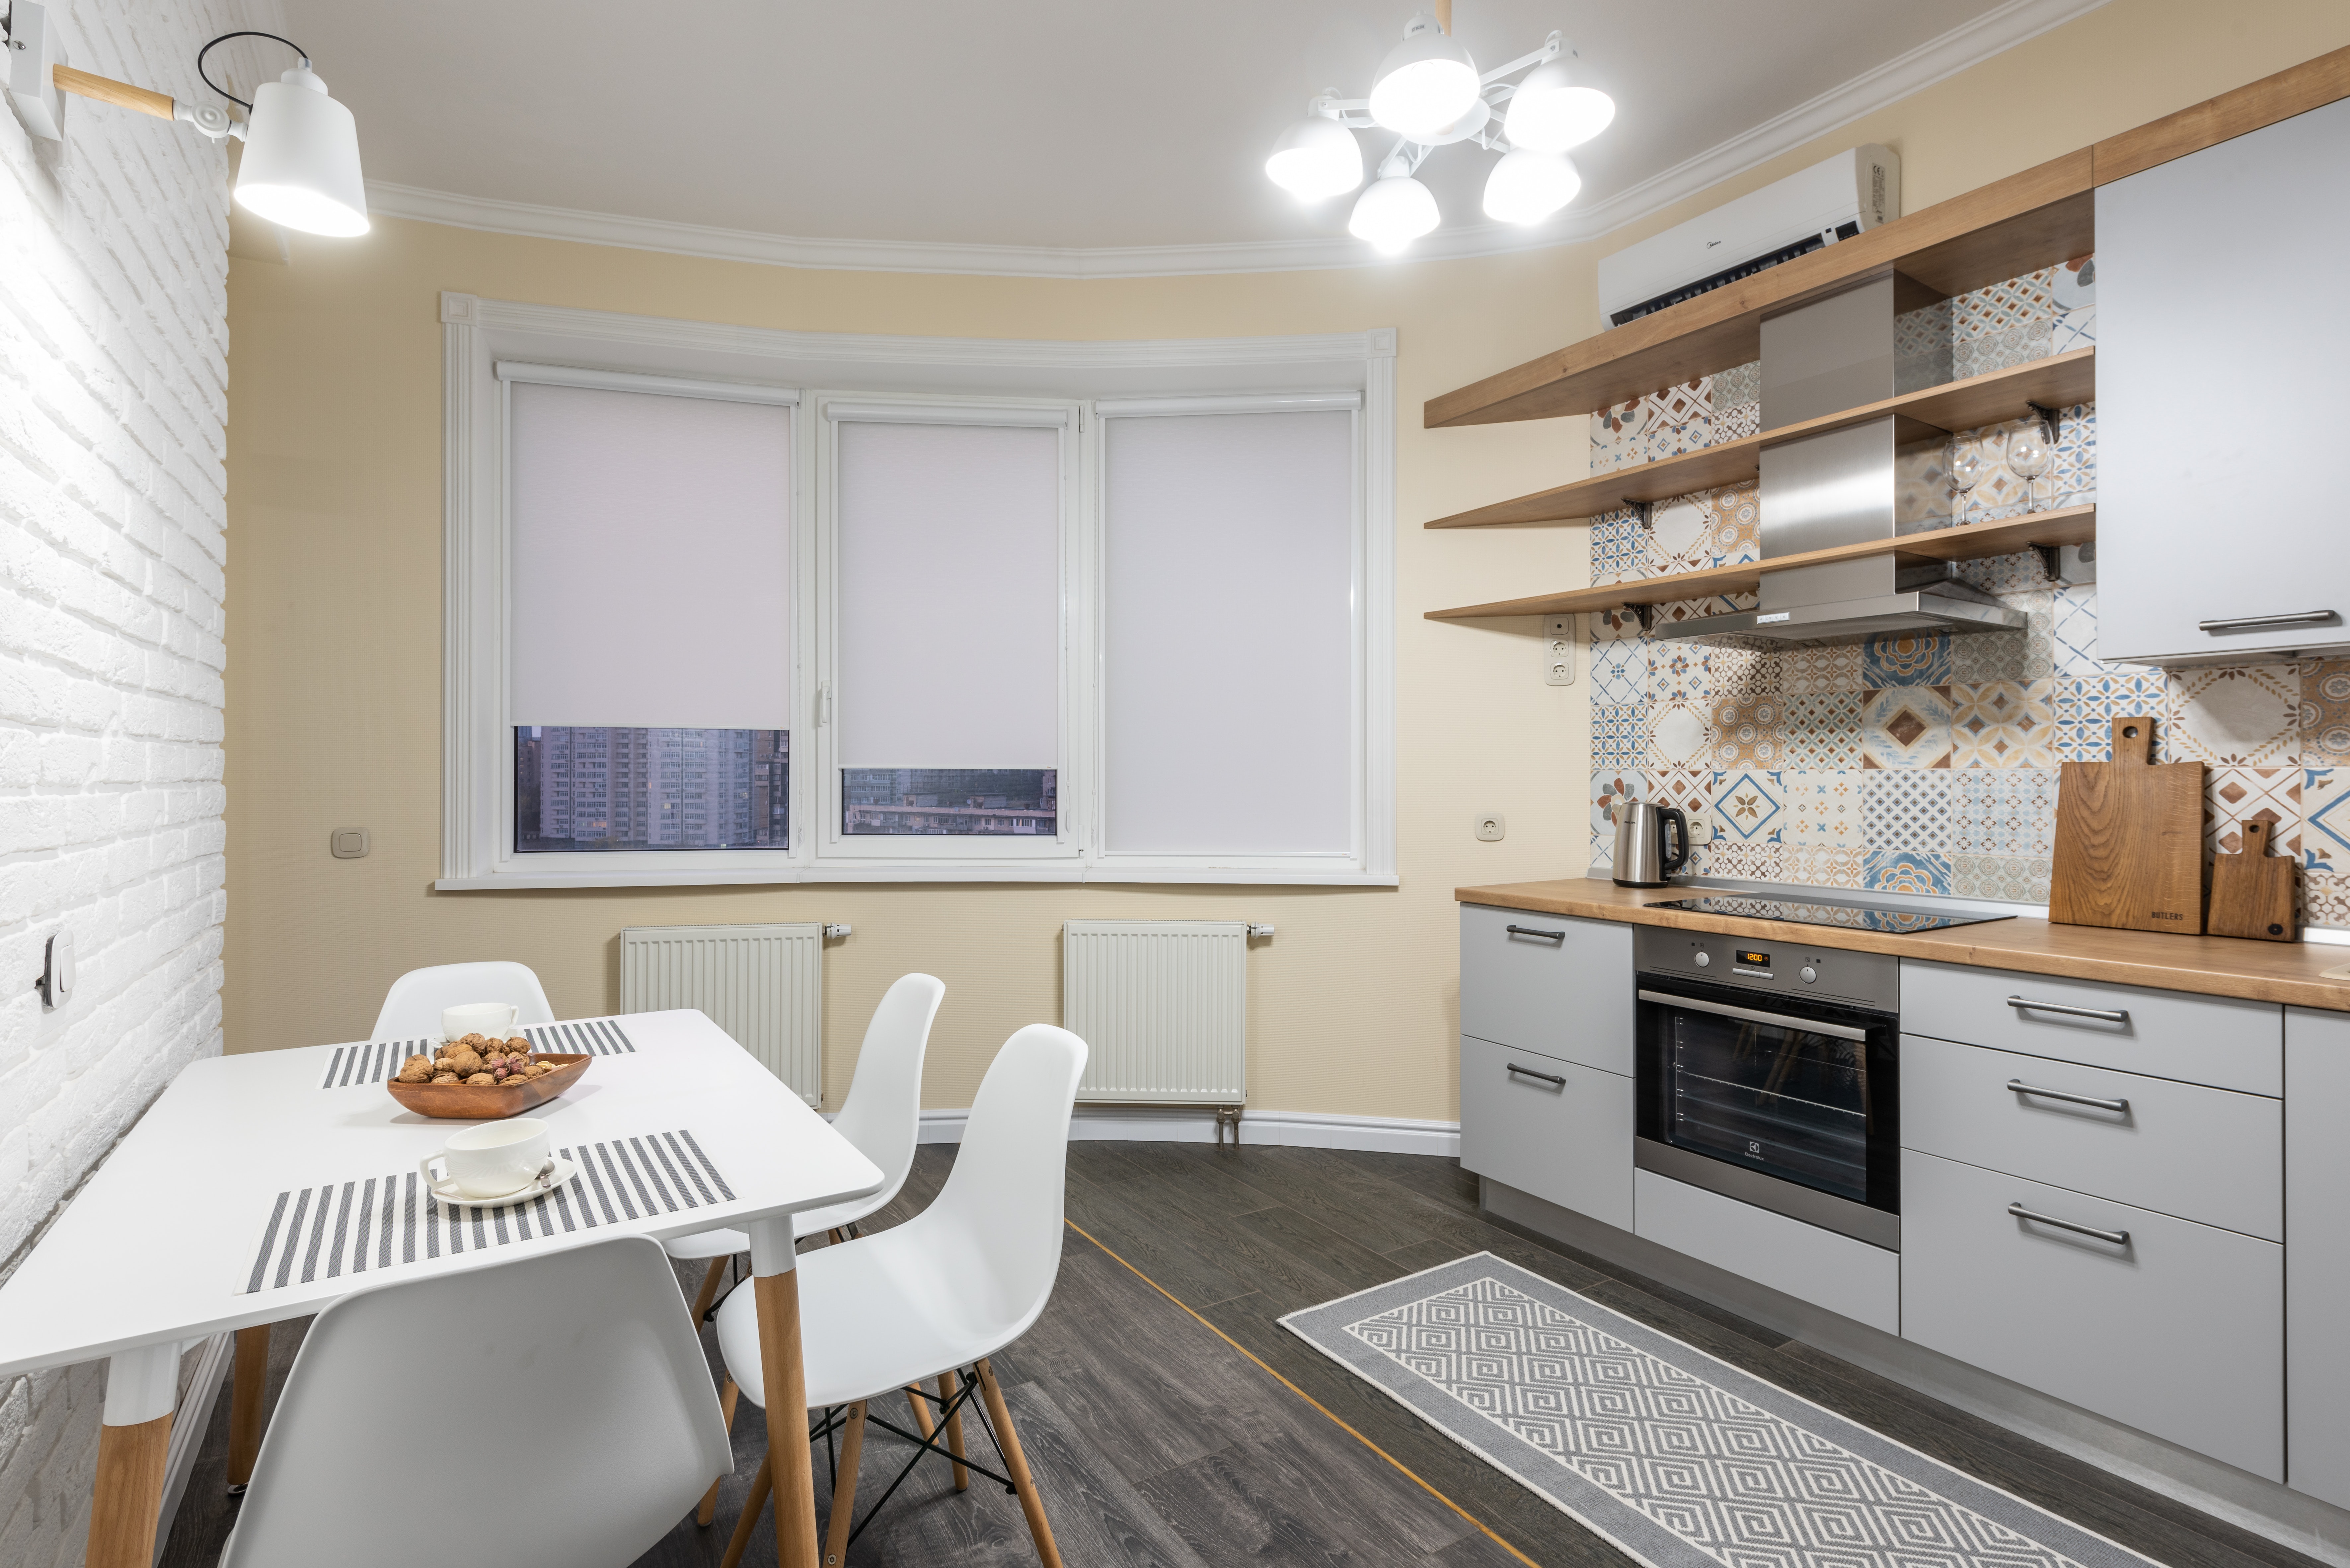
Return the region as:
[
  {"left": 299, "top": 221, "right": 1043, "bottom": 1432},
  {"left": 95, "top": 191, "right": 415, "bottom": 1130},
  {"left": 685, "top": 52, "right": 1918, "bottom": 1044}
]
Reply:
[
  {"left": 1627, "top": 602, "right": 1657, "bottom": 633},
  {"left": 2031, "top": 543, "right": 2070, "bottom": 588},
  {"left": 2025, "top": 401, "right": 2061, "bottom": 443},
  {"left": 1623, "top": 497, "right": 1653, "bottom": 529}
]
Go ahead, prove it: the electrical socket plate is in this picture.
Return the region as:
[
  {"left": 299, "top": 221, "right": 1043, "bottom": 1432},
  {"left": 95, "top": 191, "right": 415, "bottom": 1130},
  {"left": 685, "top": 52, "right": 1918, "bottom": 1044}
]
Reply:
[
  {"left": 1474, "top": 813, "right": 1505, "bottom": 842},
  {"left": 1543, "top": 615, "right": 1575, "bottom": 685}
]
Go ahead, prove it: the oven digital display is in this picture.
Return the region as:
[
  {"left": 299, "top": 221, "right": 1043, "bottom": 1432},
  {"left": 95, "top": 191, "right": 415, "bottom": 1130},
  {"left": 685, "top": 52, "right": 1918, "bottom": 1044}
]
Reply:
[{"left": 1735, "top": 949, "right": 1770, "bottom": 969}]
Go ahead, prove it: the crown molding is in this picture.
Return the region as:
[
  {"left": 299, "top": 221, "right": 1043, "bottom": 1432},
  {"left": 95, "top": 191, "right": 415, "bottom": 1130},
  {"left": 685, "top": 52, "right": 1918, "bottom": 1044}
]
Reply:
[{"left": 367, "top": 0, "right": 2107, "bottom": 281}]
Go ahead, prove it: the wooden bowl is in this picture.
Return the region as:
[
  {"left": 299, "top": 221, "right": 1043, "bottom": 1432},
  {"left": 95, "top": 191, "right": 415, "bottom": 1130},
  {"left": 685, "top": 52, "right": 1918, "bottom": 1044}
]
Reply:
[{"left": 384, "top": 1054, "right": 592, "bottom": 1120}]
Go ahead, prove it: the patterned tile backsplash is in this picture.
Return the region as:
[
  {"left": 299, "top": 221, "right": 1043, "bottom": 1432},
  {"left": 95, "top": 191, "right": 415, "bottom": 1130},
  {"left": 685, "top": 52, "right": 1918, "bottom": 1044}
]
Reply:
[{"left": 1583, "top": 255, "right": 2350, "bottom": 931}]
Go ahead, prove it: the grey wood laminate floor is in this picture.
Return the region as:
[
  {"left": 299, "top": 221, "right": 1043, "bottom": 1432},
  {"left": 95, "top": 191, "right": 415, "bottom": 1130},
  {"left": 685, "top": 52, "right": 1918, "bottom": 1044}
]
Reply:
[{"left": 162, "top": 1143, "right": 2326, "bottom": 1568}]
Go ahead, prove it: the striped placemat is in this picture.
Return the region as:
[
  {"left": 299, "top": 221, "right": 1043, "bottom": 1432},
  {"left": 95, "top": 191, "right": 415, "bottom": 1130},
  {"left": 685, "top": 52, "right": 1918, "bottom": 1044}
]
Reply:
[
  {"left": 318, "top": 1019, "right": 638, "bottom": 1089},
  {"left": 236, "top": 1129, "right": 730, "bottom": 1295}
]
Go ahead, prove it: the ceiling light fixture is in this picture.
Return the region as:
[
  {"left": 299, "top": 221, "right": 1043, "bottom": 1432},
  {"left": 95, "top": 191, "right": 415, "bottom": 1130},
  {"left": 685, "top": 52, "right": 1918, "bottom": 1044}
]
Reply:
[
  {"left": 2, "top": 5, "right": 368, "bottom": 238},
  {"left": 1264, "top": 3, "right": 1614, "bottom": 255}
]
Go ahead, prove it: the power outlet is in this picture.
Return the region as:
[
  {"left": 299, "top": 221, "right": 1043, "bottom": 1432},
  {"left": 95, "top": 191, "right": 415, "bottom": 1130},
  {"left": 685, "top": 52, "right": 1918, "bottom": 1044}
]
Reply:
[
  {"left": 1543, "top": 615, "right": 1576, "bottom": 685},
  {"left": 1474, "top": 813, "right": 1506, "bottom": 842}
]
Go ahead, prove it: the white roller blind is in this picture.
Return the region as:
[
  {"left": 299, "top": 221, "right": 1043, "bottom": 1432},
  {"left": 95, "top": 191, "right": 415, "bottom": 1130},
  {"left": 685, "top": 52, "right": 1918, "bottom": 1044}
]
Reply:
[
  {"left": 509, "top": 382, "right": 791, "bottom": 729},
  {"left": 835, "top": 419, "right": 1062, "bottom": 768},
  {"left": 1103, "top": 410, "right": 1355, "bottom": 855}
]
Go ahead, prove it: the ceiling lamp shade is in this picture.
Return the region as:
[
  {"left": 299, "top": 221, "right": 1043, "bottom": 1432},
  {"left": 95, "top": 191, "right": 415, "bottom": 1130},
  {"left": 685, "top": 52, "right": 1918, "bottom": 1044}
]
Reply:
[
  {"left": 1482, "top": 149, "right": 1581, "bottom": 223},
  {"left": 1348, "top": 168, "right": 1440, "bottom": 254},
  {"left": 234, "top": 66, "right": 368, "bottom": 237},
  {"left": 1264, "top": 115, "right": 1364, "bottom": 202},
  {"left": 1501, "top": 59, "right": 1615, "bottom": 153},
  {"left": 1366, "top": 14, "right": 1480, "bottom": 139}
]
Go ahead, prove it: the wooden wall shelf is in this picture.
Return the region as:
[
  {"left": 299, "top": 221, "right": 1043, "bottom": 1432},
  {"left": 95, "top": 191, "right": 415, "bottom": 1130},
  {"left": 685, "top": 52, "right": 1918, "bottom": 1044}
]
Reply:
[
  {"left": 1423, "top": 506, "right": 2096, "bottom": 621},
  {"left": 1426, "top": 349, "right": 2094, "bottom": 529},
  {"left": 1422, "top": 46, "right": 2350, "bottom": 433}
]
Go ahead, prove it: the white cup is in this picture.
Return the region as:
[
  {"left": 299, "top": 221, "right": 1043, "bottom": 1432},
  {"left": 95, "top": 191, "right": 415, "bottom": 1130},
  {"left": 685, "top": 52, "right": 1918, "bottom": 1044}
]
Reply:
[
  {"left": 420, "top": 1117, "right": 551, "bottom": 1199},
  {"left": 442, "top": 1002, "right": 518, "bottom": 1042}
]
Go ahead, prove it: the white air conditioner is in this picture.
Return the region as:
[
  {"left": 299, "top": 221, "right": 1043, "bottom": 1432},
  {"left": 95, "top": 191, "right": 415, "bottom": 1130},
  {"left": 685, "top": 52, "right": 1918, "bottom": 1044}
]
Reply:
[{"left": 1598, "top": 146, "right": 1900, "bottom": 329}]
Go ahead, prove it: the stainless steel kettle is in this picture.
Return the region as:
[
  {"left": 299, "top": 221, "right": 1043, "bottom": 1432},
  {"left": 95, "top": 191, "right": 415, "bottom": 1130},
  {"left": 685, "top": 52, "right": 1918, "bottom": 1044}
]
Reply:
[{"left": 1612, "top": 800, "right": 1690, "bottom": 888}]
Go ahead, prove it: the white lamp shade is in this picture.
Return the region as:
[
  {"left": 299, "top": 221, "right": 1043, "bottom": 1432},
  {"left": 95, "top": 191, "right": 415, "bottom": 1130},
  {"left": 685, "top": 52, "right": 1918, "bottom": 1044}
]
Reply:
[
  {"left": 1264, "top": 116, "right": 1363, "bottom": 202},
  {"left": 1502, "top": 60, "right": 1615, "bottom": 153},
  {"left": 234, "top": 67, "right": 368, "bottom": 237},
  {"left": 1366, "top": 17, "right": 1480, "bottom": 139},
  {"left": 1348, "top": 173, "right": 1440, "bottom": 254},
  {"left": 1482, "top": 150, "right": 1581, "bottom": 224}
]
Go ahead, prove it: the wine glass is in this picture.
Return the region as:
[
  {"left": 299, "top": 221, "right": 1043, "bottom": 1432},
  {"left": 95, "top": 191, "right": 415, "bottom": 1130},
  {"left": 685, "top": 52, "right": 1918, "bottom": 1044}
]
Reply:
[
  {"left": 1949, "top": 440, "right": 1986, "bottom": 525},
  {"left": 2007, "top": 421, "right": 2053, "bottom": 514}
]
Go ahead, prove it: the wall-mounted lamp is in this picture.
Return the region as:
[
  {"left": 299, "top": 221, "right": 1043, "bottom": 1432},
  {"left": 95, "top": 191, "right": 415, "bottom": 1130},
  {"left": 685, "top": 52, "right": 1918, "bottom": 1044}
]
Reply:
[{"left": 4, "top": 3, "right": 367, "bottom": 238}]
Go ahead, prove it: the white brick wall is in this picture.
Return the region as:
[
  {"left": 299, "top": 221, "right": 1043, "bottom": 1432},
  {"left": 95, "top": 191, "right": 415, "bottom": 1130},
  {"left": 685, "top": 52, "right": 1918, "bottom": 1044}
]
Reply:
[{"left": 0, "top": 3, "right": 278, "bottom": 1561}]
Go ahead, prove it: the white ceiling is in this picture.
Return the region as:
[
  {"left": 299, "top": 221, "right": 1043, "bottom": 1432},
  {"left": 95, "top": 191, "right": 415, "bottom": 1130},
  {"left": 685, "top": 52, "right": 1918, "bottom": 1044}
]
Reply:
[{"left": 275, "top": 0, "right": 2097, "bottom": 275}]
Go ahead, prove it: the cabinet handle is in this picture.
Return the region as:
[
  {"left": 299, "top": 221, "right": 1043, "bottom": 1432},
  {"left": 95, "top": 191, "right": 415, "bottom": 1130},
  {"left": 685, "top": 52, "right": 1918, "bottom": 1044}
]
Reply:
[
  {"left": 1505, "top": 924, "right": 1566, "bottom": 942},
  {"left": 2007, "top": 1079, "right": 2130, "bottom": 1113},
  {"left": 2005, "top": 995, "right": 2128, "bottom": 1024},
  {"left": 2198, "top": 610, "right": 2338, "bottom": 635},
  {"left": 2007, "top": 1202, "right": 2129, "bottom": 1247},
  {"left": 1505, "top": 1063, "right": 1566, "bottom": 1088}
]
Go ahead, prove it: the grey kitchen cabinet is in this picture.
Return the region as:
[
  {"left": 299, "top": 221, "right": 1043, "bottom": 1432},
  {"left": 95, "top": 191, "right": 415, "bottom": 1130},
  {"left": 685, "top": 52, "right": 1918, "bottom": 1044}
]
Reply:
[
  {"left": 1458, "top": 904, "right": 1635, "bottom": 1075},
  {"left": 2287, "top": 1008, "right": 2350, "bottom": 1509},
  {"left": 2097, "top": 94, "right": 2350, "bottom": 666},
  {"left": 1458, "top": 1035, "right": 1633, "bottom": 1229},
  {"left": 1902, "top": 1148, "right": 2283, "bottom": 1480}
]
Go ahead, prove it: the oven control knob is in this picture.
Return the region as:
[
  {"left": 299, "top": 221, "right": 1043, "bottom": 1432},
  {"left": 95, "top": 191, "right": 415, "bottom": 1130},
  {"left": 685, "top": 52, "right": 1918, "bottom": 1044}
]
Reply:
[
  {"left": 1693, "top": 951, "right": 1710, "bottom": 968},
  {"left": 1800, "top": 965, "right": 1818, "bottom": 984}
]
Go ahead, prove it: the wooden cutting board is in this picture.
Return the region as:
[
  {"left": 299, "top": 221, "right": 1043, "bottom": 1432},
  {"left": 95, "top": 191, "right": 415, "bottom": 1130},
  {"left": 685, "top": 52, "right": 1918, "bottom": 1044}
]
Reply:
[
  {"left": 2209, "top": 818, "right": 2298, "bottom": 942},
  {"left": 2049, "top": 715, "right": 2205, "bottom": 934}
]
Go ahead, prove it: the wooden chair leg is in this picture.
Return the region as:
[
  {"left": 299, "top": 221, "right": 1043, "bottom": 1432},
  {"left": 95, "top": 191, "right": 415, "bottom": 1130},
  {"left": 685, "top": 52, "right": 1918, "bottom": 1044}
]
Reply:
[
  {"left": 826, "top": 1227, "right": 845, "bottom": 1246},
  {"left": 719, "top": 1448, "right": 772, "bottom": 1568},
  {"left": 905, "top": 1383, "right": 935, "bottom": 1441},
  {"left": 974, "top": 1358, "right": 1063, "bottom": 1568},
  {"left": 689, "top": 1255, "right": 731, "bottom": 1324},
  {"left": 226, "top": 1324, "right": 270, "bottom": 1493},
  {"left": 937, "top": 1370, "right": 969, "bottom": 1491},
  {"left": 695, "top": 1377, "right": 741, "bottom": 1526},
  {"left": 822, "top": 1402, "right": 866, "bottom": 1566}
]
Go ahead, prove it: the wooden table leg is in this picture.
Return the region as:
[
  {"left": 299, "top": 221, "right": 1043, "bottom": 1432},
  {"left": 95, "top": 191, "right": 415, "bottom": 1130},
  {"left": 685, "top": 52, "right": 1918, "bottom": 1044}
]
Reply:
[
  {"left": 88, "top": 1343, "right": 179, "bottom": 1568},
  {"left": 227, "top": 1324, "right": 270, "bottom": 1493},
  {"left": 748, "top": 1219, "right": 820, "bottom": 1568}
]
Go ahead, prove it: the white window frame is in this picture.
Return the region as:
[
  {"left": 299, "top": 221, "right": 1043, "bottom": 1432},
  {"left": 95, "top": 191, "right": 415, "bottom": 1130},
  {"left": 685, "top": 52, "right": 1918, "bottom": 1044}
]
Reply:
[{"left": 438, "top": 291, "right": 1395, "bottom": 889}]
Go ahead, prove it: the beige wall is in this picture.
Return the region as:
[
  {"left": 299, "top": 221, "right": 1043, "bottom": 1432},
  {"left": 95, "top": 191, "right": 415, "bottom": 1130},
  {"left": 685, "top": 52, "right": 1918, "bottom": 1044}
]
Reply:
[{"left": 222, "top": 0, "right": 2349, "bottom": 1118}]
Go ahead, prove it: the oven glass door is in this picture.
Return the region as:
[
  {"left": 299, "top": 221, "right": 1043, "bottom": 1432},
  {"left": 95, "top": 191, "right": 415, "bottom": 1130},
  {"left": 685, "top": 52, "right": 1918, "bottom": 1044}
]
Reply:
[{"left": 1636, "top": 976, "right": 1898, "bottom": 1213}]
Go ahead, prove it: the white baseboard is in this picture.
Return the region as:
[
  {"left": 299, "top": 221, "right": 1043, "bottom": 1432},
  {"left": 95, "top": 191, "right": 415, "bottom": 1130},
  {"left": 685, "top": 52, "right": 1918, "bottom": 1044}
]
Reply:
[{"left": 918, "top": 1105, "right": 1459, "bottom": 1157}]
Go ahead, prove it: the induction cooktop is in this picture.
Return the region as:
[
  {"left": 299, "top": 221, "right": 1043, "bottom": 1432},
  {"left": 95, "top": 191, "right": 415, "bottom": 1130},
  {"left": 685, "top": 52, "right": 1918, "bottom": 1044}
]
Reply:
[{"left": 1646, "top": 894, "right": 2017, "bottom": 934}]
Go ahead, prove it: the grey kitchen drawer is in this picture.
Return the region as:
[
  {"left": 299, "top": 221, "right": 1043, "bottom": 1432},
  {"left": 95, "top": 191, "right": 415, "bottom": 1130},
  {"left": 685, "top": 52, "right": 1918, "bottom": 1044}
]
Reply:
[
  {"left": 1633, "top": 1170, "right": 1898, "bottom": 1334},
  {"left": 1459, "top": 1034, "right": 1632, "bottom": 1230},
  {"left": 1900, "top": 959, "right": 2281, "bottom": 1096},
  {"left": 1900, "top": 1033, "right": 2280, "bottom": 1240},
  {"left": 1458, "top": 905, "right": 1634, "bottom": 1075},
  {"left": 1901, "top": 1148, "right": 2282, "bottom": 1480}
]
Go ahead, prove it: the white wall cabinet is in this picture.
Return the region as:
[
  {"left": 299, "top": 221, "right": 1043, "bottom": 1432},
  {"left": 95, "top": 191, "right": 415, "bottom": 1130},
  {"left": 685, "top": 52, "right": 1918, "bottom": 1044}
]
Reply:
[
  {"left": 2097, "top": 94, "right": 2350, "bottom": 666},
  {"left": 2286, "top": 1007, "right": 2350, "bottom": 1509},
  {"left": 1458, "top": 905, "right": 1634, "bottom": 1075}
]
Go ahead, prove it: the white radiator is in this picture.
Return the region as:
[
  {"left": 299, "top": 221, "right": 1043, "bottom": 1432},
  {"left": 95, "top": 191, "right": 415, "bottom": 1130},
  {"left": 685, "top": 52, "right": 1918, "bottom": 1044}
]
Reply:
[
  {"left": 1062, "top": 921, "right": 1247, "bottom": 1105},
  {"left": 620, "top": 923, "right": 823, "bottom": 1104}
]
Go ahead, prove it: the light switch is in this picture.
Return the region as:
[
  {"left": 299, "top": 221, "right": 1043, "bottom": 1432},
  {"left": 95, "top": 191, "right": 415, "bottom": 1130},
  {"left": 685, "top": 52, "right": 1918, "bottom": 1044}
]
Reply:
[{"left": 331, "top": 827, "right": 370, "bottom": 859}]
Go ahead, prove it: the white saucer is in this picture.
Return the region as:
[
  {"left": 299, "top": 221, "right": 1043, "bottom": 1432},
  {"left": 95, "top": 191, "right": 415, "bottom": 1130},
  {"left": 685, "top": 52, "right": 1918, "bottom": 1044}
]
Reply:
[{"left": 428, "top": 1156, "right": 580, "bottom": 1208}]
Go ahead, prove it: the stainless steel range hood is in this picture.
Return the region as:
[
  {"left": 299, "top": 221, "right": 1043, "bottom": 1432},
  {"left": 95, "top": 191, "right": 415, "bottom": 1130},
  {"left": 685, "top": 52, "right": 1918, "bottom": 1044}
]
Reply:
[{"left": 1656, "top": 276, "right": 2025, "bottom": 646}]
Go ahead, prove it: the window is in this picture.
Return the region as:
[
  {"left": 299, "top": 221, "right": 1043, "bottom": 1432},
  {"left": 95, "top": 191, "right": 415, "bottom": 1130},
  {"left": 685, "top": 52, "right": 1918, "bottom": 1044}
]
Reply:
[{"left": 440, "top": 293, "right": 1393, "bottom": 887}]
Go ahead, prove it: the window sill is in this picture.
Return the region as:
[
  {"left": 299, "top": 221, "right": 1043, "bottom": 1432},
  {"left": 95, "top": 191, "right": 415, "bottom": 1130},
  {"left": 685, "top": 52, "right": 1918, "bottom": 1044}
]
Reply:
[{"left": 434, "top": 864, "right": 1401, "bottom": 891}]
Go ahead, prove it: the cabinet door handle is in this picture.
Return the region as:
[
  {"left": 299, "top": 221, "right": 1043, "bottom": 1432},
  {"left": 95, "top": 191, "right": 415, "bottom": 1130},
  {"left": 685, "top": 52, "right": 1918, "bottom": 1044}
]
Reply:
[
  {"left": 2008, "top": 1202, "right": 2129, "bottom": 1247},
  {"left": 1504, "top": 924, "right": 1566, "bottom": 942},
  {"left": 1505, "top": 1063, "right": 1566, "bottom": 1088},
  {"left": 2006, "top": 995, "right": 2128, "bottom": 1024},
  {"left": 2007, "top": 1079, "right": 2130, "bottom": 1113},
  {"left": 2198, "top": 609, "right": 2338, "bottom": 634}
]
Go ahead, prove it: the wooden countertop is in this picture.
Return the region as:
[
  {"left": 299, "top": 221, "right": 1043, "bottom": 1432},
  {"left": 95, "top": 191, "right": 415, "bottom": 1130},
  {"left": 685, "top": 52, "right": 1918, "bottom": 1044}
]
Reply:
[{"left": 1455, "top": 879, "right": 2350, "bottom": 1011}]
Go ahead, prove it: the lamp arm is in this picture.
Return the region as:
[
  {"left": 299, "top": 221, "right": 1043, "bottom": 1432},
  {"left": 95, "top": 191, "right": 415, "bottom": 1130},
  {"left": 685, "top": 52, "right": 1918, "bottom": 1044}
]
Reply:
[
  {"left": 1478, "top": 32, "right": 1567, "bottom": 87},
  {"left": 52, "top": 65, "right": 172, "bottom": 119}
]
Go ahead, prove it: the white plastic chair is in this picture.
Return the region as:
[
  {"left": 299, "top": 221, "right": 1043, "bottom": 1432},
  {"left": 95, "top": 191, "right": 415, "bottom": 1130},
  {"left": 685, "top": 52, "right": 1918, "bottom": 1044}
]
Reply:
[
  {"left": 219, "top": 1236, "right": 731, "bottom": 1568},
  {"left": 368, "top": 960, "right": 556, "bottom": 1042},
  {"left": 712, "top": 1023, "right": 1087, "bottom": 1568}
]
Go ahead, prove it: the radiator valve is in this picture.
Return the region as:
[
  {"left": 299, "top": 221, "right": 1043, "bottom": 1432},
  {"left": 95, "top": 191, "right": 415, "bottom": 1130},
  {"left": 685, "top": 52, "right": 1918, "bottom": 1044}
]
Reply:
[
  {"left": 1246, "top": 923, "right": 1275, "bottom": 939},
  {"left": 823, "top": 923, "right": 852, "bottom": 940}
]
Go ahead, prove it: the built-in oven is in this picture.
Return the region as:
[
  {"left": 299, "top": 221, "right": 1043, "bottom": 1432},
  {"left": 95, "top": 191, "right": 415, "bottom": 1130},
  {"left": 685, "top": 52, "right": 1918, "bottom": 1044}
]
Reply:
[{"left": 1633, "top": 927, "right": 1900, "bottom": 1249}]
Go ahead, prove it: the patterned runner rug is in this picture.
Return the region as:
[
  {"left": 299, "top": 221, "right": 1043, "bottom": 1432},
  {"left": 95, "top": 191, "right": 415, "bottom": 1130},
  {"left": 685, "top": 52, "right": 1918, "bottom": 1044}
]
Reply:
[{"left": 1281, "top": 1253, "right": 2155, "bottom": 1568}]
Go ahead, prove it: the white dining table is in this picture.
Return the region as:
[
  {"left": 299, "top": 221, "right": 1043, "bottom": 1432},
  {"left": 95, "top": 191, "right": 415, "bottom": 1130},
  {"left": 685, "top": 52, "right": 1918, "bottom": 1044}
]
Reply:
[{"left": 0, "top": 1009, "right": 878, "bottom": 1568}]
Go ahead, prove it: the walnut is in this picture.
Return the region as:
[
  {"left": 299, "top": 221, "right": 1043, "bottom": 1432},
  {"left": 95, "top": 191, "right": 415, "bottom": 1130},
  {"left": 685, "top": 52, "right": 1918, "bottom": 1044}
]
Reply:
[
  {"left": 504, "top": 1036, "right": 531, "bottom": 1052},
  {"left": 445, "top": 1050, "right": 484, "bottom": 1078},
  {"left": 431, "top": 1073, "right": 460, "bottom": 1085},
  {"left": 395, "top": 1061, "right": 434, "bottom": 1085},
  {"left": 461, "top": 1032, "right": 487, "bottom": 1047},
  {"left": 466, "top": 1072, "right": 496, "bottom": 1087}
]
